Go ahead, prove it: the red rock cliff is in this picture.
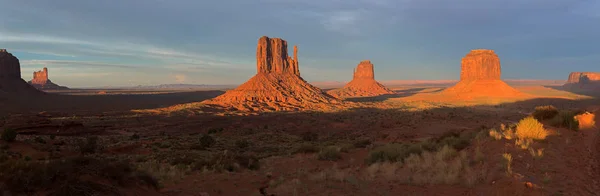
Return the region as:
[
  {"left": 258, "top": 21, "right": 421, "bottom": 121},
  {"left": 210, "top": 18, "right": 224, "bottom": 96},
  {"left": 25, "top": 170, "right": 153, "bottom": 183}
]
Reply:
[
  {"left": 460, "top": 49, "right": 501, "bottom": 81},
  {"left": 256, "top": 36, "right": 299, "bottom": 76},
  {"left": 353, "top": 60, "right": 375, "bottom": 80},
  {"left": 31, "top": 67, "right": 49, "bottom": 84},
  {"left": 567, "top": 72, "right": 600, "bottom": 84}
]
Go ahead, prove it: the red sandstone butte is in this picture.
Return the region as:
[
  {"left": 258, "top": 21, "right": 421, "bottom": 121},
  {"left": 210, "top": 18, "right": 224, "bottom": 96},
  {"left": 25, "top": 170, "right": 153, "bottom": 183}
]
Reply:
[
  {"left": 28, "top": 67, "right": 69, "bottom": 90},
  {"left": 443, "top": 49, "right": 524, "bottom": 98},
  {"left": 564, "top": 72, "right": 600, "bottom": 90},
  {"left": 0, "top": 49, "right": 43, "bottom": 95},
  {"left": 203, "top": 36, "right": 338, "bottom": 112},
  {"left": 327, "top": 60, "right": 394, "bottom": 98}
]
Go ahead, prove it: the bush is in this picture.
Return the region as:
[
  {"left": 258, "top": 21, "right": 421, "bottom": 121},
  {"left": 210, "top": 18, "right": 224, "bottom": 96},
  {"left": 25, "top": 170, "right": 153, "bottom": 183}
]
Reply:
[
  {"left": 353, "top": 139, "right": 372, "bottom": 148},
  {"left": 1, "top": 128, "right": 17, "bottom": 142},
  {"left": 301, "top": 132, "right": 318, "bottom": 142},
  {"left": 34, "top": 137, "right": 46, "bottom": 144},
  {"left": 235, "top": 139, "right": 250, "bottom": 149},
  {"left": 130, "top": 133, "right": 140, "bottom": 140},
  {"left": 77, "top": 136, "right": 99, "bottom": 155},
  {"left": 532, "top": 105, "right": 559, "bottom": 121},
  {"left": 550, "top": 111, "right": 579, "bottom": 131},
  {"left": 294, "top": 144, "right": 320, "bottom": 154},
  {"left": 366, "top": 143, "right": 411, "bottom": 164},
  {"left": 199, "top": 134, "right": 216, "bottom": 149},
  {"left": 317, "top": 146, "right": 341, "bottom": 161},
  {"left": 516, "top": 117, "right": 547, "bottom": 140}
]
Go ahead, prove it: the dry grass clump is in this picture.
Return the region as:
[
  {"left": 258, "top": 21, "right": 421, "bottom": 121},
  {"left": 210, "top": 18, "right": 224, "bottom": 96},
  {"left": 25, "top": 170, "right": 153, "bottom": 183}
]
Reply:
[
  {"left": 318, "top": 146, "right": 342, "bottom": 161},
  {"left": 367, "top": 145, "right": 487, "bottom": 186},
  {"left": 574, "top": 112, "right": 596, "bottom": 130},
  {"left": 515, "top": 117, "right": 548, "bottom": 140},
  {"left": 532, "top": 105, "right": 559, "bottom": 121},
  {"left": 488, "top": 123, "right": 516, "bottom": 140}
]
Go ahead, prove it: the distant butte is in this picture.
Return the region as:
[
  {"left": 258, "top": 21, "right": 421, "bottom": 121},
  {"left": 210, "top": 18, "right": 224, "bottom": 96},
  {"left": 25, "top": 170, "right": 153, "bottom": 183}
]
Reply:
[
  {"left": 202, "top": 36, "right": 339, "bottom": 112},
  {"left": 328, "top": 60, "right": 394, "bottom": 98},
  {"left": 0, "top": 49, "right": 43, "bottom": 96},
  {"left": 28, "top": 67, "right": 69, "bottom": 90},
  {"left": 564, "top": 72, "right": 600, "bottom": 90},
  {"left": 442, "top": 49, "right": 524, "bottom": 98}
]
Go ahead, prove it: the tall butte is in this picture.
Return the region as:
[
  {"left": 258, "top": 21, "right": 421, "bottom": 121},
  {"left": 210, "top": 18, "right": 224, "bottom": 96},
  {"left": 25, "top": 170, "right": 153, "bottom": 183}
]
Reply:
[
  {"left": 28, "top": 67, "right": 69, "bottom": 90},
  {"left": 0, "top": 49, "right": 43, "bottom": 96},
  {"left": 442, "top": 49, "right": 524, "bottom": 98},
  {"left": 328, "top": 60, "right": 394, "bottom": 98},
  {"left": 563, "top": 72, "right": 600, "bottom": 90},
  {"left": 203, "top": 36, "right": 338, "bottom": 111}
]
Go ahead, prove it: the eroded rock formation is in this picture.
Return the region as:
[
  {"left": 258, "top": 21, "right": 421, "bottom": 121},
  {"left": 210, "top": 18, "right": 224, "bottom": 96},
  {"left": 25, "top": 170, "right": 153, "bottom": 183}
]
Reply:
[
  {"left": 460, "top": 49, "right": 501, "bottom": 81},
  {"left": 28, "top": 67, "right": 69, "bottom": 90},
  {"left": 256, "top": 36, "right": 299, "bottom": 76},
  {"left": 443, "top": 49, "right": 524, "bottom": 98},
  {"left": 566, "top": 72, "right": 600, "bottom": 84},
  {"left": 203, "top": 36, "right": 338, "bottom": 112},
  {"left": 0, "top": 49, "right": 43, "bottom": 95},
  {"left": 327, "top": 60, "right": 394, "bottom": 98}
]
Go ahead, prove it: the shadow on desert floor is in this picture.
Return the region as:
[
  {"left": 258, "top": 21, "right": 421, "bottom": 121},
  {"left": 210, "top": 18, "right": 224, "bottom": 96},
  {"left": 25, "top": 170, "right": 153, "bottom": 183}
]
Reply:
[
  {"left": 544, "top": 85, "right": 600, "bottom": 98},
  {"left": 0, "top": 90, "right": 225, "bottom": 115},
  {"left": 345, "top": 87, "right": 446, "bottom": 103}
]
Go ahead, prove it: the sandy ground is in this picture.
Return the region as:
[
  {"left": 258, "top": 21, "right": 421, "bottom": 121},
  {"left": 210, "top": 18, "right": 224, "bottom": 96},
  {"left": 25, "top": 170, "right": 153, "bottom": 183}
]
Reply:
[{"left": 0, "top": 85, "right": 599, "bottom": 195}]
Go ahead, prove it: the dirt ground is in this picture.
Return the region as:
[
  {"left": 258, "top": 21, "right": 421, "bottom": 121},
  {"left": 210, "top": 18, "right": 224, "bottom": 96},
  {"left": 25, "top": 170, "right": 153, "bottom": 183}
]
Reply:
[{"left": 0, "top": 85, "right": 599, "bottom": 196}]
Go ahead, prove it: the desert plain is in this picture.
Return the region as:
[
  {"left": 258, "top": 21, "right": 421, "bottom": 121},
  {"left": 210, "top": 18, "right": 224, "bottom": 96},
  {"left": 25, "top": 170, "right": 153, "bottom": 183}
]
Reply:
[{"left": 0, "top": 37, "right": 600, "bottom": 196}]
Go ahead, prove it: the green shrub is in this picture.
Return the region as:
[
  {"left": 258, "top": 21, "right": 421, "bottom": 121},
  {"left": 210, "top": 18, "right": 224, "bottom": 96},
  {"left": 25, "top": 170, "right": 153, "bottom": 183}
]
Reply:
[
  {"left": 77, "top": 136, "right": 99, "bottom": 155},
  {"left": 199, "top": 134, "right": 216, "bottom": 149},
  {"left": 235, "top": 139, "right": 250, "bottom": 149},
  {"left": 1, "top": 129, "right": 17, "bottom": 142},
  {"left": 532, "top": 105, "right": 559, "bottom": 121},
  {"left": 301, "top": 132, "right": 318, "bottom": 142},
  {"left": 317, "top": 146, "right": 341, "bottom": 161},
  {"left": 353, "top": 139, "right": 372, "bottom": 148},
  {"left": 366, "top": 143, "right": 410, "bottom": 164},
  {"left": 34, "top": 137, "right": 46, "bottom": 144},
  {"left": 550, "top": 111, "right": 579, "bottom": 131},
  {"left": 516, "top": 117, "right": 547, "bottom": 140},
  {"left": 130, "top": 133, "right": 140, "bottom": 140}
]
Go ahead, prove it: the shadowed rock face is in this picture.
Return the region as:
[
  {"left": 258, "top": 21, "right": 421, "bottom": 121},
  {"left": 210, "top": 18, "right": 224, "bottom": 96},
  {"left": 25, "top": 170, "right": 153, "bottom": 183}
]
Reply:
[
  {"left": 28, "top": 67, "right": 69, "bottom": 90},
  {"left": 567, "top": 72, "right": 600, "bottom": 84},
  {"left": 256, "top": 36, "right": 299, "bottom": 76},
  {"left": 327, "top": 60, "right": 394, "bottom": 98},
  {"left": 0, "top": 49, "right": 43, "bottom": 95},
  {"left": 0, "top": 49, "right": 22, "bottom": 79},
  {"left": 460, "top": 49, "right": 501, "bottom": 81},
  {"left": 204, "top": 36, "right": 338, "bottom": 112}
]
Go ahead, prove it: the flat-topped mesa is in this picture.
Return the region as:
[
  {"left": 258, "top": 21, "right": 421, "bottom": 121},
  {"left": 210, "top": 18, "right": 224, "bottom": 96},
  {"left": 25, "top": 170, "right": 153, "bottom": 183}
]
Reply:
[
  {"left": 460, "top": 49, "right": 501, "bottom": 81},
  {"left": 256, "top": 36, "right": 299, "bottom": 76},
  {"left": 353, "top": 60, "right": 375, "bottom": 80},
  {"left": 0, "top": 49, "right": 22, "bottom": 78},
  {"left": 567, "top": 72, "right": 600, "bottom": 84},
  {"left": 31, "top": 67, "right": 49, "bottom": 84}
]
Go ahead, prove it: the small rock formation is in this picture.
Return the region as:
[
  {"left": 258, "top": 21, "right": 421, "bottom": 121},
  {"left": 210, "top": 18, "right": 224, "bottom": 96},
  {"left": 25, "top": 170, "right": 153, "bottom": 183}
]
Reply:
[
  {"left": 202, "top": 36, "right": 338, "bottom": 112},
  {"left": 0, "top": 49, "right": 43, "bottom": 96},
  {"left": 564, "top": 72, "right": 600, "bottom": 89},
  {"left": 28, "top": 67, "right": 69, "bottom": 90},
  {"left": 443, "top": 49, "right": 524, "bottom": 98},
  {"left": 327, "top": 60, "right": 394, "bottom": 98}
]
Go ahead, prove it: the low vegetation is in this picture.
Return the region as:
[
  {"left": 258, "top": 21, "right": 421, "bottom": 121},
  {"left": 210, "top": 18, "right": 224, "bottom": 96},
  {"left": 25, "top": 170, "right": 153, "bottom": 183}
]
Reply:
[
  {"left": 318, "top": 146, "right": 342, "bottom": 161},
  {"left": 515, "top": 117, "right": 547, "bottom": 140},
  {"left": 550, "top": 111, "right": 579, "bottom": 131},
  {"left": 1, "top": 128, "right": 17, "bottom": 142},
  {"left": 0, "top": 156, "right": 158, "bottom": 195},
  {"left": 532, "top": 105, "right": 559, "bottom": 121}
]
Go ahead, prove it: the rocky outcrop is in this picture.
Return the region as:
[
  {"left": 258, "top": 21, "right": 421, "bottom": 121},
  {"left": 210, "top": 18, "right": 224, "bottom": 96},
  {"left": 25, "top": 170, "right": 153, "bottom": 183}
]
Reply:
[
  {"left": 203, "top": 36, "right": 339, "bottom": 112},
  {"left": 0, "top": 49, "right": 43, "bottom": 95},
  {"left": 28, "top": 67, "right": 69, "bottom": 90},
  {"left": 443, "top": 49, "right": 525, "bottom": 98},
  {"left": 256, "top": 36, "right": 299, "bottom": 76},
  {"left": 327, "top": 60, "right": 394, "bottom": 98},
  {"left": 460, "top": 49, "right": 501, "bottom": 81},
  {"left": 566, "top": 72, "right": 600, "bottom": 84}
]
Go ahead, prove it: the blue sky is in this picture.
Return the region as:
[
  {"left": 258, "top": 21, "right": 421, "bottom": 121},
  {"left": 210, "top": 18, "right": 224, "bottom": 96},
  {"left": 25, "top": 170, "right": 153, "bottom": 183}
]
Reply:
[{"left": 1, "top": 0, "right": 599, "bottom": 87}]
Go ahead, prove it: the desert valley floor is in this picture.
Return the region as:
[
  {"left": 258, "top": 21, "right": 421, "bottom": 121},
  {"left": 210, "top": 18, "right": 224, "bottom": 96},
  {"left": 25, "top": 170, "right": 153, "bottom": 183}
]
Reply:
[{"left": 0, "top": 84, "right": 599, "bottom": 196}]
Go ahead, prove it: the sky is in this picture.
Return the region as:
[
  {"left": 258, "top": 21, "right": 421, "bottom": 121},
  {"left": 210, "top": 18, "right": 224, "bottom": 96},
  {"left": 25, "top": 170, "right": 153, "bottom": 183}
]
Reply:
[{"left": 1, "top": 0, "right": 599, "bottom": 87}]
